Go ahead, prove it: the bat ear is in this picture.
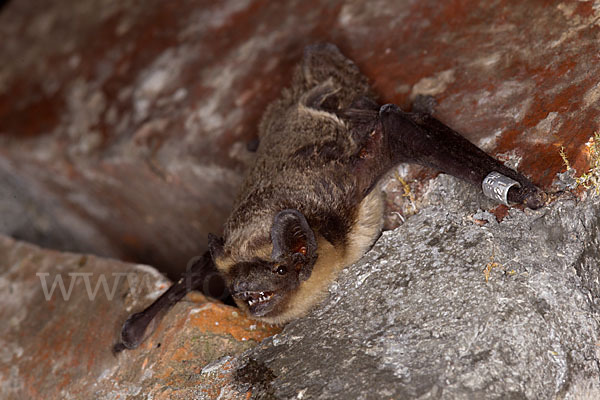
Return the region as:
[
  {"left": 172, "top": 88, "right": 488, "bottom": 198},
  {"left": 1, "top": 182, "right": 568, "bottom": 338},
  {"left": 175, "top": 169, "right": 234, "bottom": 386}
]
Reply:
[
  {"left": 270, "top": 209, "right": 317, "bottom": 280},
  {"left": 208, "top": 233, "right": 224, "bottom": 261},
  {"left": 301, "top": 79, "right": 340, "bottom": 112}
]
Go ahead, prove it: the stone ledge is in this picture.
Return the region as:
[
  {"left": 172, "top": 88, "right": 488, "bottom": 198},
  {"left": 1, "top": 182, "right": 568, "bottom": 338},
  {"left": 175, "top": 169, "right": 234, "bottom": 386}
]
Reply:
[
  {"left": 215, "top": 178, "right": 600, "bottom": 399},
  {"left": 0, "top": 235, "right": 280, "bottom": 400}
]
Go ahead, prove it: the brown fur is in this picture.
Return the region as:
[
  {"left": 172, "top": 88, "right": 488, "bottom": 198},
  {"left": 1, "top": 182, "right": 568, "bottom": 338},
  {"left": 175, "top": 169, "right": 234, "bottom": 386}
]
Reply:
[
  {"left": 212, "top": 44, "right": 385, "bottom": 323},
  {"left": 217, "top": 44, "right": 376, "bottom": 270}
]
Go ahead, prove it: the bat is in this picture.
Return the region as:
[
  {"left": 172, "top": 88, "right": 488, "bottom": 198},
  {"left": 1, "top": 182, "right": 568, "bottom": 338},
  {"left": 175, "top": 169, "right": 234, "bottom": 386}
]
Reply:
[{"left": 114, "top": 43, "right": 545, "bottom": 351}]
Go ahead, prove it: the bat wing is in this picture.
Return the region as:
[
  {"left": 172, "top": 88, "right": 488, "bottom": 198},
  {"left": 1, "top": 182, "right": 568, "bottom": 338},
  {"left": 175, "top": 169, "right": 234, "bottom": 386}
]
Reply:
[
  {"left": 114, "top": 251, "right": 221, "bottom": 352},
  {"left": 379, "top": 105, "right": 546, "bottom": 209}
]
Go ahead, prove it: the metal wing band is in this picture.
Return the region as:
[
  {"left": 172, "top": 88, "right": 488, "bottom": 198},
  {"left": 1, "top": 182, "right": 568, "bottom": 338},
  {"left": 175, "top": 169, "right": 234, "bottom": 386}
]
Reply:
[{"left": 482, "top": 171, "right": 521, "bottom": 206}]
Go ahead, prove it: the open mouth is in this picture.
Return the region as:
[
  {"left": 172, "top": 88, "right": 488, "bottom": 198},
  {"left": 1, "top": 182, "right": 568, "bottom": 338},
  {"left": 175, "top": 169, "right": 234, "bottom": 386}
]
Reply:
[{"left": 235, "top": 291, "right": 276, "bottom": 316}]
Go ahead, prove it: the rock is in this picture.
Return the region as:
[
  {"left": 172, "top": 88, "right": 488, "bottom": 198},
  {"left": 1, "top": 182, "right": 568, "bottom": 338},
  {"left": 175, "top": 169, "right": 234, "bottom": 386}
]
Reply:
[
  {"left": 0, "top": 235, "right": 280, "bottom": 400},
  {"left": 2, "top": 178, "right": 598, "bottom": 399},
  {"left": 2, "top": 0, "right": 600, "bottom": 398},
  {"left": 219, "top": 176, "right": 600, "bottom": 399}
]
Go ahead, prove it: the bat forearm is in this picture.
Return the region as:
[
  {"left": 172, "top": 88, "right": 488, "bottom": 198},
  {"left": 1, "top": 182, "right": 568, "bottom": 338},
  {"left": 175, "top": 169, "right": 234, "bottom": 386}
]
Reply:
[
  {"left": 114, "top": 251, "right": 215, "bottom": 352},
  {"left": 379, "top": 104, "right": 545, "bottom": 209}
]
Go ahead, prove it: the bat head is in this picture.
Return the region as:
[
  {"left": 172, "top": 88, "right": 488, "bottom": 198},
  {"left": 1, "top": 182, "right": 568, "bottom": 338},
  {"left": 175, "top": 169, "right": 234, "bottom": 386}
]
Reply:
[{"left": 209, "top": 209, "right": 317, "bottom": 319}]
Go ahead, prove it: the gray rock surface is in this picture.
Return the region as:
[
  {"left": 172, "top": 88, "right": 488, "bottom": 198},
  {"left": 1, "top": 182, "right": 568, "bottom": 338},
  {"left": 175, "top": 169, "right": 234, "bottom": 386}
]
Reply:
[
  {"left": 228, "top": 176, "right": 600, "bottom": 399},
  {"left": 1, "top": 173, "right": 599, "bottom": 399}
]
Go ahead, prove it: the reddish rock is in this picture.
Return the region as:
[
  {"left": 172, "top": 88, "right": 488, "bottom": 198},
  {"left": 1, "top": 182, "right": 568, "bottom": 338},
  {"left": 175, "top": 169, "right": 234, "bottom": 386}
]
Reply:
[
  {"left": 1, "top": 0, "right": 598, "bottom": 276},
  {"left": 0, "top": 234, "right": 280, "bottom": 400}
]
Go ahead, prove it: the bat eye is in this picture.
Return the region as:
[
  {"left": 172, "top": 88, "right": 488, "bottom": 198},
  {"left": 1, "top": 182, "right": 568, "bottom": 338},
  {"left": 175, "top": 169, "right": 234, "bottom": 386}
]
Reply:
[{"left": 276, "top": 266, "right": 288, "bottom": 275}]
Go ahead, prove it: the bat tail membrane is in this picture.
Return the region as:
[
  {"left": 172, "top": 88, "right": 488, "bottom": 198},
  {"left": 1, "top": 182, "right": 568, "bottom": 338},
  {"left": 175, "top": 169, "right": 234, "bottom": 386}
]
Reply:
[
  {"left": 113, "top": 251, "right": 221, "bottom": 352},
  {"left": 378, "top": 104, "right": 546, "bottom": 209}
]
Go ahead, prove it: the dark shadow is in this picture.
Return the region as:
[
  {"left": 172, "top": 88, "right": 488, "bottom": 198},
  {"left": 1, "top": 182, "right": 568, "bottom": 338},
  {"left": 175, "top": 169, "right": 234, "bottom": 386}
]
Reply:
[{"left": 0, "top": 0, "right": 11, "bottom": 12}]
